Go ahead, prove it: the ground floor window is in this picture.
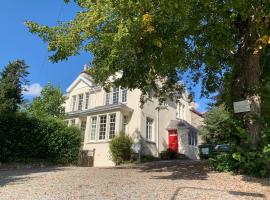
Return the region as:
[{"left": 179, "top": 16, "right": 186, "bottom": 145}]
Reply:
[
  {"left": 89, "top": 116, "right": 97, "bottom": 141},
  {"left": 99, "top": 115, "right": 107, "bottom": 140},
  {"left": 122, "top": 115, "right": 128, "bottom": 133},
  {"left": 188, "top": 131, "right": 198, "bottom": 146},
  {"left": 109, "top": 114, "right": 116, "bottom": 139},
  {"left": 80, "top": 120, "right": 86, "bottom": 141},
  {"left": 70, "top": 119, "right": 76, "bottom": 126},
  {"left": 146, "top": 117, "right": 153, "bottom": 141}
]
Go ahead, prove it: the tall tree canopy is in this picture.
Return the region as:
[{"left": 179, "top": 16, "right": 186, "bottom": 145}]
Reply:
[
  {"left": 25, "top": 0, "right": 270, "bottom": 146},
  {"left": 0, "top": 60, "right": 29, "bottom": 113},
  {"left": 29, "top": 83, "right": 65, "bottom": 118}
]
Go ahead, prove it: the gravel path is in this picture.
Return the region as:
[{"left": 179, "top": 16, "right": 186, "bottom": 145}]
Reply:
[{"left": 0, "top": 160, "right": 269, "bottom": 200}]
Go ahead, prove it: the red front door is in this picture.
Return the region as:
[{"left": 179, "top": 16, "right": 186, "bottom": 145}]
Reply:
[{"left": 168, "top": 129, "right": 179, "bottom": 152}]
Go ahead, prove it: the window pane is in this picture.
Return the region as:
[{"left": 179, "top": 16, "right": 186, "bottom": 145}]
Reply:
[
  {"left": 85, "top": 93, "right": 90, "bottom": 109},
  {"left": 112, "top": 88, "right": 119, "bottom": 104},
  {"left": 146, "top": 118, "right": 153, "bottom": 141},
  {"left": 89, "top": 117, "right": 97, "bottom": 141},
  {"left": 99, "top": 115, "right": 107, "bottom": 140},
  {"left": 123, "top": 115, "right": 128, "bottom": 133},
  {"left": 78, "top": 94, "right": 84, "bottom": 111},
  {"left": 109, "top": 114, "right": 116, "bottom": 139},
  {"left": 121, "top": 89, "right": 127, "bottom": 103},
  {"left": 105, "top": 92, "right": 110, "bottom": 105},
  {"left": 72, "top": 96, "right": 76, "bottom": 111}
]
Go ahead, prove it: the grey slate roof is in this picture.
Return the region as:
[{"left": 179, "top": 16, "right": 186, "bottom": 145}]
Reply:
[{"left": 167, "top": 119, "right": 199, "bottom": 132}]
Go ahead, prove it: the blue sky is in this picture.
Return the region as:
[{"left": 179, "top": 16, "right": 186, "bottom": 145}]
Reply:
[{"left": 0, "top": 1, "right": 211, "bottom": 112}]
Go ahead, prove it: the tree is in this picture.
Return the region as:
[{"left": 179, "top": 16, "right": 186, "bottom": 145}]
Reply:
[
  {"left": 29, "top": 83, "right": 65, "bottom": 118},
  {"left": 0, "top": 60, "right": 29, "bottom": 113},
  {"left": 25, "top": 1, "right": 270, "bottom": 146}
]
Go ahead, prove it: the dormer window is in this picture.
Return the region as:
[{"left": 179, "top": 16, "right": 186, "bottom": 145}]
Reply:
[
  {"left": 112, "top": 87, "right": 119, "bottom": 104},
  {"left": 78, "top": 94, "right": 84, "bottom": 111},
  {"left": 121, "top": 88, "right": 127, "bottom": 103}
]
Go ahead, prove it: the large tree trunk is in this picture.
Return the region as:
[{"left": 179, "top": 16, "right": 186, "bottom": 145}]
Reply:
[{"left": 232, "top": 37, "right": 262, "bottom": 147}]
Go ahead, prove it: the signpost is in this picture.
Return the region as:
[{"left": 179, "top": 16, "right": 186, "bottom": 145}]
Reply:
[{"left": 233, "top": 100, "right": 251, "bottom": 113}]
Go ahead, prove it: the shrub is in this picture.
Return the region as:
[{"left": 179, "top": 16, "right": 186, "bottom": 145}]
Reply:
[
  {"left": 109, "top": 134, "right": 133, "bottom": 165},
  {"left": 0, "top": 112, "right": 81, "bottom": 164},
  {"left": 160, "top": 148, "right": 178, "bottom": 160}
]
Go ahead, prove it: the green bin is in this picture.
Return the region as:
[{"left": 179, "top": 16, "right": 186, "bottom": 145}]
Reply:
[{"left": 198, "top": 144, "right": 214, "bottom": 159}]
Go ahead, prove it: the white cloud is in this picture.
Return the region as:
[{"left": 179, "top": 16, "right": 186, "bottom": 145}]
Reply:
[
  {"left": 23, "top": 83, "right": 43, "bottom": 97},
  {"left": 195, "top": 102, "right": 200, "bottom": 109}
]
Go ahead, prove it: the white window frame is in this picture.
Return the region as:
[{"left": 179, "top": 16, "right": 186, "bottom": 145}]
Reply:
[
  {"left": 98, "top": 115, "right": 107, "bottom": 141},
  {"left": 122, "top": 115, "right": 128, "bottom": 133},
  {"left": 105, "top": 92, "right": 110, "bottom": 105},
  {"left": 89, "top": 116, "right": 97, "bottom": 141},
  {"left": 146, "top": 117, "right": 154, "bottom": 141},
  {"left": 112, "top": 88, "right": 119, "bottom": 104},
  {"left": 121, "top": 88, "right": 127, "bottom": 103},
  {"left": 85, "top": 92, "right": 90, "bottom": 109},
  {"left": 70, "top": 119, "right": 76, "bottom": 126},
  {"left": 71, "top": 96, "right": 77, "bottom": 111},
  {"left": 78, "top": 94, "right": 84, "bottom": 111},
  {"left": 109, "top": 113, "right": 116, "bottom": 139},
  {"left": 188, "top": 131, "right": 198, "bottom": 146}
]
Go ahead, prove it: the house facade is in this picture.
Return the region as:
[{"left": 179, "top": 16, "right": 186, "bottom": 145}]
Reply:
[{"left": 64, "top": 70, "right": 204, "bottom": 167}]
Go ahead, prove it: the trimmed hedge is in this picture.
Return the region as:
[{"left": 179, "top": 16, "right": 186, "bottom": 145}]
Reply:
[{"left": 0, "top": 113, "right": 81, "bottom": 164}]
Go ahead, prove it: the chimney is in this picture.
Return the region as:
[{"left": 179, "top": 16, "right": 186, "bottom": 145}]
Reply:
[{"left": 83, "top": 64, "right": 89, "bottom": 71}]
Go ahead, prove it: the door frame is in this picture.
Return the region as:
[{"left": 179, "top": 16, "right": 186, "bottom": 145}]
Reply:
[{"left": 168, "top": 129, "right": 179, "bottom": 152}]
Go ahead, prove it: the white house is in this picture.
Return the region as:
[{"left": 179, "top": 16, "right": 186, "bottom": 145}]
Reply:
[{"left": 64, "top": 68, "right": 204, "bottom": 167}]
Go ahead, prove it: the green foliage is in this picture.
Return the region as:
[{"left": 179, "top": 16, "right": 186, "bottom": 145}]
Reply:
[
  {"left": 0, "top": 60, "right": 29, "bottom": 113},
  {"left": 109, "top": 134, "right": 133, "bottom": 165},
  {"left": 0, "top": 112, "right": 81, "bottom": 164},
  {"left": 209, "top": 152, "right": 239, "bottom": 173},
  {"left": 25, "top": 1, "right": 270, "bottom": 100},
  {"left": 200, "top": 105, "right": 246, "bottom": 145},
  {"left": 160, "top": 148, "right": 178, "bottom": 160},
  {"left": 29, "top": 82, "right": 65, "bottom": 118}
]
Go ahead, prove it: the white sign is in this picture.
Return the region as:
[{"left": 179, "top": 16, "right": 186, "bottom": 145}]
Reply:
[
  {"left": 202, "top": 148, "right": 209, "bottom": 155},
  {"left": 233, "top": 100, "right": 251, "bottom": 113}
]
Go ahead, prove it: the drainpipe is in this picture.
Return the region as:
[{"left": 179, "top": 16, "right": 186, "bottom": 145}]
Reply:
[{"left": 156, "top": 108, "right": 160, "bottom": 157}]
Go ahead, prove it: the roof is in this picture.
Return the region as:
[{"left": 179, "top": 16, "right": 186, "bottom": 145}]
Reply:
[
  {"left": 66, "top": 72, "right": 94, "bottom": 93},
  {"left": 190, "top": 109, "right": 205, "bottom": 118},
  {"left": 167, "top": 119, "right": 199, "bottom": 132}
]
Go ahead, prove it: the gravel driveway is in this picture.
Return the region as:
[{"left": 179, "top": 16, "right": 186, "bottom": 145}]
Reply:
[{"left": 0, "top": 160, "right": 269, "bottom": 200}]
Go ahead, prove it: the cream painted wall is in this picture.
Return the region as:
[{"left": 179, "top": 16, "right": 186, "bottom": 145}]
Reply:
[{"left": 64, "top": 72, "right": 201, "bottom": 166}]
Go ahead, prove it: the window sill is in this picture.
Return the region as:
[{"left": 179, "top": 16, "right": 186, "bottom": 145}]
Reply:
[
  {"left": 86, "top": 140, "right": 109, "bottom": 144},
  {"left": 145, "top": 140, "right": 156, "bottom": 144}
]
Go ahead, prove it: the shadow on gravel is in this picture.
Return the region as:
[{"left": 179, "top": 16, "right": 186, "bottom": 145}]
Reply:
[
  {"left": 109, "top": 160, "right": 210, "bottom": 181},
  {"left": 0, "top": 167, "right": 65, "bottom": 187},
  {"left": 138, "top": 160, "right": 209, "bottom": 180},
  {"left": 171, "top": 186, "right": 265, "bottom": 200},
  {"left": 241, "top": 175, "right": 270, "bottom": 187}
]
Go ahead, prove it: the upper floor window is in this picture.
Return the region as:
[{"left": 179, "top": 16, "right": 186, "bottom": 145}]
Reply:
[
  {"left": 146, "top": 117, "right": 153, "bottom": 141},
  {"left": 99, "top": 115, "right": 107, "bottom": 140},
  {"left": 85, "top": 93, "right": 90, "bottom": 109},
  {"left": 109, "top": 114, "right": 116, "bottom": 139},
  {"left": 112, "top": 88, "right": 119, "bottom": 104},
  {"left": 188, "top": 131, "right": 198, "bottom": 146},
  {"left": 122, "top": 88, "right": 127, "bottom": 103},
  {"left": 78, "top": 94, "right": 84, "bottom": 111},
  {"left": 105, "top": 92, "right": 110, "bottom": 105},
  {"left": 72, "top": 96, "right": 77, "bottom": 111}
]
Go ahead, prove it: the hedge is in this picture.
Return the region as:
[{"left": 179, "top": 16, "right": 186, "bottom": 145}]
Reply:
[{"left": 0, "top": 112, "right": 81, "bottom": 164}]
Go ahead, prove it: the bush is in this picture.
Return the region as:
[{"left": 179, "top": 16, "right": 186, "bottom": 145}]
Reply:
[
  {"left": 160, "top": 148, "right": 178, "bottom": 160},
  {"left": 0, "top": 112, "right": 81, "bottom": 164},
  {"left": 109, "top": 134, "right": 133, "bottom": 165}
]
